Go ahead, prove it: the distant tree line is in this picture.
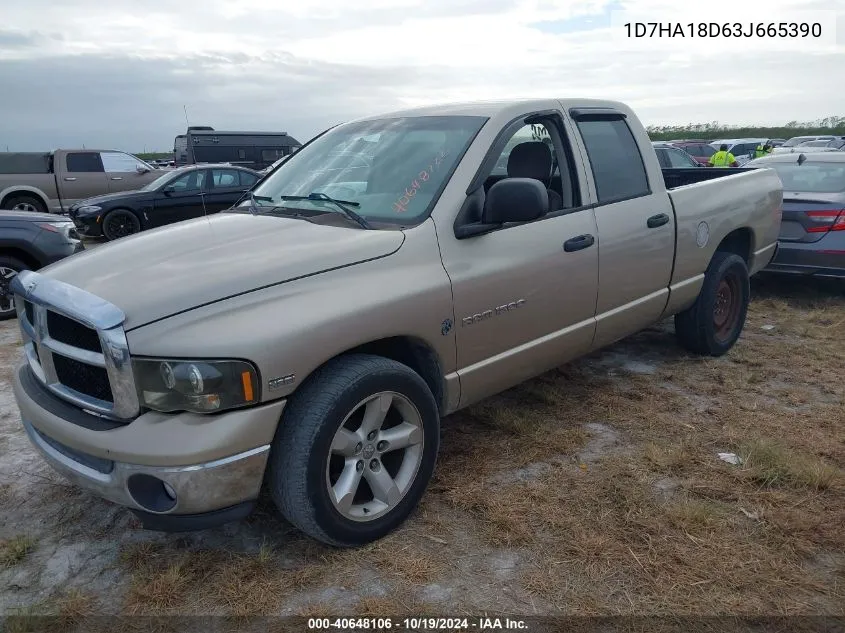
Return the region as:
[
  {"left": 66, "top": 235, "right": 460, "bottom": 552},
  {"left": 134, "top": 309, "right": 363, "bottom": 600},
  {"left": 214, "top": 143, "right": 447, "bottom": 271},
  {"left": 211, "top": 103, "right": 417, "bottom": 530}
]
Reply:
[
  {"left": 136, "top": 152, "right": 172, "bottom": 160},
  {"left": 647, "top": 115, "right": 845, "bottom": 141},
  {"left": 134, "top": 116, "right": 845, "bottom": 156}
]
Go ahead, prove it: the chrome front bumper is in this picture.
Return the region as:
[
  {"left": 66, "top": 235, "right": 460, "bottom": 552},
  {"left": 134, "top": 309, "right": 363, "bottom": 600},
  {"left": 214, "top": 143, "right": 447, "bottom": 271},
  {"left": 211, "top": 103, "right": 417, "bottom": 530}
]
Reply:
[{"left": 22, "top": 417, "right": 270, "bottom": 516}]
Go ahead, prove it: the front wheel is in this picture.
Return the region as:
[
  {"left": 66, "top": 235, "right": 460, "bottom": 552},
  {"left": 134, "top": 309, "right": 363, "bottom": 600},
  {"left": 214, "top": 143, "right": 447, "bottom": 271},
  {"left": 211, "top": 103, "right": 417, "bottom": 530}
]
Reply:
[
  {"left": 675, "top": 251, "right": 750, "bottom": 356},
  {"left": 0, "top": 256, "right": 30, "bottom": 320},
  {"left": 268, "top": 354, "right": 440, "bottom": 547},
  {"left": 102, "top": 209, "right": 141, "bottom": 241}
]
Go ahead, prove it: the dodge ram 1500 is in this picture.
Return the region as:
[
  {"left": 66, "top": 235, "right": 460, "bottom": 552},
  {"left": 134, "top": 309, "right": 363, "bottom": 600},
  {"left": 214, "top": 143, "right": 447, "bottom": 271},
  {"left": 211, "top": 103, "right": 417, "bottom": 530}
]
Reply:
[{"left": 10, "top": 99, "right": 782, "bottom": 546}]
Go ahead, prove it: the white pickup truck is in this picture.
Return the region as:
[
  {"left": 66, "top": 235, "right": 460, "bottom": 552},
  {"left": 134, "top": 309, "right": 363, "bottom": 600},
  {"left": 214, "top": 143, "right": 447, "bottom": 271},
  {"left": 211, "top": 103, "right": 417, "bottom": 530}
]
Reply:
[{"left": 10, "top": 99, "right": 782, "bottom": 546}]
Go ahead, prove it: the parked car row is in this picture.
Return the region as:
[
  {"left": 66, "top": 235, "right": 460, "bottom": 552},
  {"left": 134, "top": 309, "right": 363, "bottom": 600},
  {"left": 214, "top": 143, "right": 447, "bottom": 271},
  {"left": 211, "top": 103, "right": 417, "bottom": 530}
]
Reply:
[{"left": 654, "top": 135, "right": 845, "bottom": 168}]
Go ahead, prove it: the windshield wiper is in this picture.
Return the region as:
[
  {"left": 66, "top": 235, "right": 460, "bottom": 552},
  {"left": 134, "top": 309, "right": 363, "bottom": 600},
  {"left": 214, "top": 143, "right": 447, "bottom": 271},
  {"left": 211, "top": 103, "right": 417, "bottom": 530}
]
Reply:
[
  {"left": 248, "top": 192, "right": 273, "bottom": 215},
  {"left": 278, "top": 192, "right": 373, "bottom": 230}
]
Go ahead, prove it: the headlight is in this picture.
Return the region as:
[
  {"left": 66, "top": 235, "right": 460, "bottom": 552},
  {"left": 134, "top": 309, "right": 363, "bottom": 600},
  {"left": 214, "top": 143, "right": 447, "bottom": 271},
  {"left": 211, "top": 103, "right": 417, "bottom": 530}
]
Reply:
[
  {"left": 132, "top": 358, "right": 259, "bottom": 414},
  {"left": 77, "top": 205, "right": 102, "bottom": 213},
  {"left": 36, "top": 221, "right": 77, "bottom": 240}
]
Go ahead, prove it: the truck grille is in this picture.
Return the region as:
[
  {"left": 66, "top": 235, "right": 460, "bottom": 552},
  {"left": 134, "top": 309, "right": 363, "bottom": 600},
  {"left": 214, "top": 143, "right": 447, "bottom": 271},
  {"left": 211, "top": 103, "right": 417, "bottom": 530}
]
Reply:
[
  {"left": 52, "top": 354, "right": 114, "bottom": 403},
  {"left": 12, "top": 271, "right": 140, "bottom": 421},
  {"left": 47, "top": 310, "right": 102, "bottom": 353}
]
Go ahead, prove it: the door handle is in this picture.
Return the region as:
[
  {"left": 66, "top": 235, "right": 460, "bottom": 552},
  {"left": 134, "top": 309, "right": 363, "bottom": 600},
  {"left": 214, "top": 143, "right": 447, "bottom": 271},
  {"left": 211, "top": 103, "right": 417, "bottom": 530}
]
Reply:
[
  {"left": 64, "top": 177, "right": 77, "bottom": 181},
  {"left": 647, "top": 213, "right": 670, "bottom": 228},
  {"left": 110, "top": 177, "right": 123, "bottom": 181},
  {"left": 563, "top": 234, "right": 595, "bottom": 252}
]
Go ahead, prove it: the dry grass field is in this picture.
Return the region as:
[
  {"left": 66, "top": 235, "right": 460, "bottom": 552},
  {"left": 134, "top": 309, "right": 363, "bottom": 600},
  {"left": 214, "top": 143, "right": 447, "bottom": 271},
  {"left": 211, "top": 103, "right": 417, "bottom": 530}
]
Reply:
[{"left": 0, "top": 273, "right": 843, "bottom": 631}]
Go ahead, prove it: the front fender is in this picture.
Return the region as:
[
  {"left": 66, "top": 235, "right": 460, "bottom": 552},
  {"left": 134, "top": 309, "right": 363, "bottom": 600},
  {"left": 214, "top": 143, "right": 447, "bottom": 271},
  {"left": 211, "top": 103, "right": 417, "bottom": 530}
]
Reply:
[{"left": 126, "top": 220, "right": 456, "bottom": 404}]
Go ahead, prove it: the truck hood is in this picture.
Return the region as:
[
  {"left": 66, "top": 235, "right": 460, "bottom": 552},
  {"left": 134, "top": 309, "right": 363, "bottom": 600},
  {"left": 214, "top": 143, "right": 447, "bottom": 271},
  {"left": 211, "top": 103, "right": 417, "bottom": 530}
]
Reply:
[{"left": 40, "top": 212, "right": 405, "bottom": 330}]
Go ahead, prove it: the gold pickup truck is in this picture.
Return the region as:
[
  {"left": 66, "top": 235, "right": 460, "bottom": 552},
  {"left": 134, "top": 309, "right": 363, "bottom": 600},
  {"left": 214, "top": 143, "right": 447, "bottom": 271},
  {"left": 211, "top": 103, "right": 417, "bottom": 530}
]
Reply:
[
  {"left": 0, "top": 149, "right": 163, "bottom": 214},
  {"left": 10, "top": 99, "right": 783, "bottom": 547}
]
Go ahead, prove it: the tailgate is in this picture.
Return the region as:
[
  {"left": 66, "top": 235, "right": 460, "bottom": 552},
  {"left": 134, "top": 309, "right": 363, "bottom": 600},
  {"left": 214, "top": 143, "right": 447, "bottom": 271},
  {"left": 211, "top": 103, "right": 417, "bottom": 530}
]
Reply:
[{"left": 779, "top": 198, "right": 845, "bottom": 243}]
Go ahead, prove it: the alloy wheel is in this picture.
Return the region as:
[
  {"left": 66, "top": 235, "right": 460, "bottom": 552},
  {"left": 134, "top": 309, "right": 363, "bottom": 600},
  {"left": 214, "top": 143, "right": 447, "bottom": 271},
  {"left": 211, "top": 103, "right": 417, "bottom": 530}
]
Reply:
[
  {"left": 0, "top": 266, "right": 19, "bottom": 316},
  {"left": 326, "top": 391, "right": 424, "bottom": 522}
]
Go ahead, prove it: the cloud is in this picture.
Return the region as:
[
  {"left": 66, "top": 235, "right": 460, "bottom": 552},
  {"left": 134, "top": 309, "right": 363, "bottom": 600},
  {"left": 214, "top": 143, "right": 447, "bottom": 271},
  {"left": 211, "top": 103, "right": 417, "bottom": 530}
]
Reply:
[
  {"left": 0, "top": 29, "right": 41, "bottom": 48},
  {"left": 0, "top": 0, "right": 843, "bottom": 152}
]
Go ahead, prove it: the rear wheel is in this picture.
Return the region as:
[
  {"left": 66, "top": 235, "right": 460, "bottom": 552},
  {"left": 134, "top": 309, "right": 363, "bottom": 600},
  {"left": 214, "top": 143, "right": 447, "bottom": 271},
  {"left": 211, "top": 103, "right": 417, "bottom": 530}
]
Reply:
[
  {"left": 0, "top": 256, "right": 30, "bottom": 321},
  {"left": 675, "top": 251, "right": 750, "bottom": 356},
  {"left": 268, "top": 354, "right": 440, "bottom": 547},
  {"left": 2, "top": 195, "right": 46, "bottom": 214},
  {"left": 102, "top": 209, "right": 141, "bottom": 241}
]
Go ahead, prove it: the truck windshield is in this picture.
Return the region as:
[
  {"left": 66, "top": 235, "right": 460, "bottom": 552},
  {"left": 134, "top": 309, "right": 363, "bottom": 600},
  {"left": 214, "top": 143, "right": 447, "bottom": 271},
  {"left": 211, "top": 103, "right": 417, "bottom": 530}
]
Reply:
[{"left": 244, "top": 115, "right": 487, "bottom": 225}]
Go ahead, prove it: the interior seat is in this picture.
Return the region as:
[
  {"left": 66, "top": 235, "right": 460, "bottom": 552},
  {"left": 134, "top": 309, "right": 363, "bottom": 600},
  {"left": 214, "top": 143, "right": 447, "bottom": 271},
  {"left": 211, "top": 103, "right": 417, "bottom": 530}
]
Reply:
[{"left": 507, "top": 142, "right": 562, "bottom": 211}]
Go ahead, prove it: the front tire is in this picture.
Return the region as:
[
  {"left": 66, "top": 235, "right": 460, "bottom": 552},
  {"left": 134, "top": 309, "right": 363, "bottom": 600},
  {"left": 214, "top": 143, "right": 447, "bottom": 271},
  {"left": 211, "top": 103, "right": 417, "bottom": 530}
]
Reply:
[
  {"left": 0, "top": 256, "right": 30, "bottom": 321},
  {"left": 102, "top": 209, "right": 141, "bottom": 241},
  {"left": 268, "top": 354, "right": 440, "bottom": 547},
  {"left": 675, "top": 251, "right": 750, "bottom": 356}
]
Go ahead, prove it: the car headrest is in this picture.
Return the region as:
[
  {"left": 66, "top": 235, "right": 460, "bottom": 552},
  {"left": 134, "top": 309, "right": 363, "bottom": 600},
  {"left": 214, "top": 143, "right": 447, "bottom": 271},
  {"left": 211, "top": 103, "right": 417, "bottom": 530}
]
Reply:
[{"left": 507, "top": 142, "right": 552, "bottom": 181}]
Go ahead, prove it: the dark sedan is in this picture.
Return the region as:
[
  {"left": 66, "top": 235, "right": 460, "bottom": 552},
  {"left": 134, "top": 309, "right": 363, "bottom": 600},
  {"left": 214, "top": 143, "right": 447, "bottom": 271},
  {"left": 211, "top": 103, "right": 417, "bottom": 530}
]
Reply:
[
  {"left": 68, "top": 164, "right": 262, "bottom": 241},
  {"left": 1, "top": 210, "right": 83, "bottom": 319},
  {"left": 652, "top": 143, "right": 703, "bottom": 169},
  {"left": 746, "top": 152, "right": 845, "bottom": 278}
]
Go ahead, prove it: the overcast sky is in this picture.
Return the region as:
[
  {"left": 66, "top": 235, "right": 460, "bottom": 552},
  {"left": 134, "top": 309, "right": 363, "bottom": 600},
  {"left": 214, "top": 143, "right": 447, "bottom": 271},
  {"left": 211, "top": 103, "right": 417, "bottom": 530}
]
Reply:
[{"left": 0, "top": 0, "right": 843, "bottom": 152}]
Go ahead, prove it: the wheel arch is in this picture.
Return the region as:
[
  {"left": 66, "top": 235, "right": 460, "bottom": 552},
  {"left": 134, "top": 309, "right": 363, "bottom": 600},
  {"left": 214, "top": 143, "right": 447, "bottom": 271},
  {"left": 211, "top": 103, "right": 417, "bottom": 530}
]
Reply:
[
  {"left": 307, "top": 336, "right": 447, "bottom": 416},
  {"left": 714, "top": 227, "right": 754, "bottom": 267},
  {"left": 0, "top": 247, "right": 42, "bottom": 270},
  {"left": 0, "top": 187, "right": 50, "bottom": 212}
]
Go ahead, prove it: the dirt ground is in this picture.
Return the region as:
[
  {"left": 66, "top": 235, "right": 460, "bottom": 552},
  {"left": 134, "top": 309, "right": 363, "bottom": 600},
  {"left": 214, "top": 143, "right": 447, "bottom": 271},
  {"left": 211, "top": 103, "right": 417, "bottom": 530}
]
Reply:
[{"left": 1, "top": 273, "right": 843, "bottom": 626}]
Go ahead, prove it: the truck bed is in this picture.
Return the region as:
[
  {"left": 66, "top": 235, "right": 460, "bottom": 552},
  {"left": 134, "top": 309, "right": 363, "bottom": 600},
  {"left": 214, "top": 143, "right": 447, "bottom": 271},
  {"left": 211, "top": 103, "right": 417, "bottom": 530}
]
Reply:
[
  {"left": 664, "top": 165, "right": 784, "bottom": 287},
  {"left": 662, "top": 167, "right": 752, "bottom": 190}
]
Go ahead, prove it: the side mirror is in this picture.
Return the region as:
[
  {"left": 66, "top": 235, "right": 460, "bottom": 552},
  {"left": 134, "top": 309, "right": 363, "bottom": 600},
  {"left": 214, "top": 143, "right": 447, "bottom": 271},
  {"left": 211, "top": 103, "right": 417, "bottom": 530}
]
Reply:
[
  {"left": 136, "top": 165, "right": 150, "bottom": 174},
  {"left": 162, "top": 185, "right": 175, "bottom": 195},
  {"left": 455, "top": 178, "right": 549, "bottom": 238}
]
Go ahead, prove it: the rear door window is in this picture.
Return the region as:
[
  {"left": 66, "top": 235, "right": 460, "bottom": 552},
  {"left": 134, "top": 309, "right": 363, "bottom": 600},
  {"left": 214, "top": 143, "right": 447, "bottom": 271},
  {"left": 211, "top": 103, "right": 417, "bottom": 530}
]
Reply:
[
  {"left": 575, "top": 118, "right": 650, "bottom": 204},
  {"left": 66, "top": 152, "right": 104, "bottom": 173},
  {"left": 211, "top": 169, "right": 241, "bottom": 189}
]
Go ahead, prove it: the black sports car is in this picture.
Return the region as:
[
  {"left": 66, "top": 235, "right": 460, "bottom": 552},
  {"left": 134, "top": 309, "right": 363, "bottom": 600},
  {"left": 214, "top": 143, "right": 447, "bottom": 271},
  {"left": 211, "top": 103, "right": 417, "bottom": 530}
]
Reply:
[{"left": 68, "top": 164, "right": 261, "bottom": 240}]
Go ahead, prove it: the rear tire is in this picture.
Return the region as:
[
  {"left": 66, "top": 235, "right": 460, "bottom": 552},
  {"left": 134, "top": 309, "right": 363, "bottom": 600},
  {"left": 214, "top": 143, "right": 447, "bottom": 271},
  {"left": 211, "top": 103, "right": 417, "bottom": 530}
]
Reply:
[
  {"left": 675, "top": 251, "right": 750, "bottom": 356},
  {"left": 2, "top": 195, "right": 46, "bottom": 214},
  {"left": 268, "top": 354, "right": 440, "bottom": 547},
  {"left": 102, "top": 209, "right": 141, "bottom": 241},
  {"left": 0, "top": 256, "right": 31, "bottom": 321}
]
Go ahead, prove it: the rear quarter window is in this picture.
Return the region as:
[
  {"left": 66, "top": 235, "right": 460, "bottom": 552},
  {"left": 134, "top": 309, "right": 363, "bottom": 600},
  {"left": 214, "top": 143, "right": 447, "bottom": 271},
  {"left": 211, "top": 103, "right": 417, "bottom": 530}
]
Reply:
[{"left": 576, "top": 118, "right": 650, "bottom": 204}]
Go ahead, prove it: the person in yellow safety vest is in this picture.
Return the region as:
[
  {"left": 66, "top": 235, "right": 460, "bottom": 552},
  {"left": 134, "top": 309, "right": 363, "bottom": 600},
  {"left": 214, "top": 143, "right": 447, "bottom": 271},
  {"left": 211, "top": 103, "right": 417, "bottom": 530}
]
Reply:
[
  {"left": 754, "top": 141, "right": 774, "bottom": 158},
  {"left": 709, "top": 144, "right": 738, "bottom": 167}
]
